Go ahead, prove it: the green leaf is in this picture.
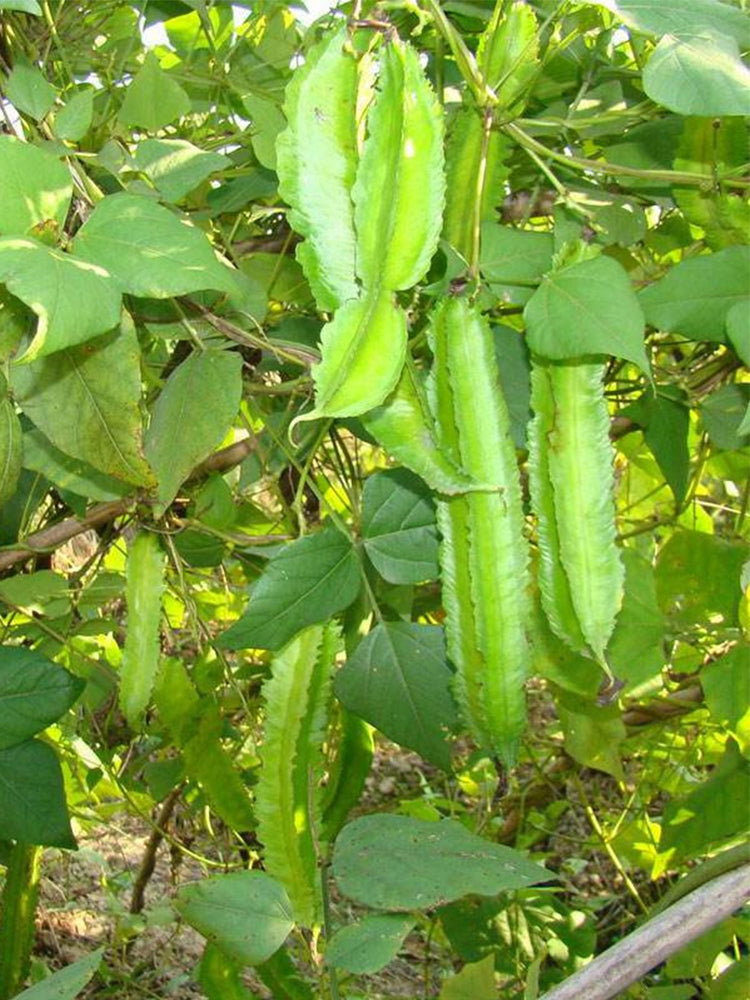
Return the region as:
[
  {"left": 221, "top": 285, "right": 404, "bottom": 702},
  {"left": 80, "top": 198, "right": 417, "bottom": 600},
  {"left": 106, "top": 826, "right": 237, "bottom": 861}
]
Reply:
[
  {"left": 241, "top": 93, "right": 285, "bottom": 171},
  {"left": 0, "top": 397, "right": 21, "bottom": 507},
  {"left": 524, "top": 255, "right": 648, "bottom": 371},
  {"left": 332, "top": 814, "right": 549, "bottom": 911},
  {"left": 118, "top": 51, "right": 191, "bottom": 131},
  {"left": 354, "top": 37, "right": 445, "bottom": 292},
  {"left": 133, "top": 138, "right": 229, "bottom": 202},
  {"left": 0, "top": 570, "right": 69, "bottom": 617},
  {"left": 174, "top": 871, "right": 294, "bottom": 966},
  {"left": 623, "top": 386, "right": 690, "bottom": 503},
  {"left": 553, "top": 687, "right": 626, "bottom": 778},
  {"left": 361, "top": 361, "right": 481, "bottom": 495},
  {"left": 53, "top": 88, "right": 94, "bottom": 142},
  {"left": 440, "top": 955, "right": 496, "bottom": 1000},
  {"left": 0, "top": 647, "right": 83, "bottom": 749},
  {"left": 481, "top": 223, "right": 554, "bottom": 305},
  {"left": 660, "top": 742, "right": 750, "bottom": 860},
  {"left": 361, "top": 468, "right": 438, "bottom": 585},
  {"left": 198, "top": 943, "right": 254, "bottom": 1000},
  {"left": 643, "top": 34, "right": 750, "bottom": 117},
  {"left": 0, "top": 238, "right": 121, "bottom": 359},
  {"left": 22, "top": 428, "right": 129, "bottom": 501},
  {"left": 145, "top": 349, "right": 243, "bottom": 514},
  {"left": 655, "top": 530, "right": 746, "bottom": 628},
  {"left": 334, "top": 622, "right": 457, "bottom": 770},
  {"left": 593, "top": 0, "right": 750, "bottom": 46},
  {"left": 0, "top": 136, "right": 72, "bottom": 237},
  {"left": 493, "top": 324, "right": 531, "bottom": 450},
  {"left": 308, "top": 292, "right": 407, "bottom": 419},
  {"left": 12, "top": 948, "right": 104, "bottom": 1000},
  {"left": 71, "top": 193, "right": 239, "bottom": 299},
  {"left": 0, "top": 1, "right": 42, "bottom": 13},
  {"left": 5, "top": 59, "right": 56, "bottom": 120},
  {"left": 701, "top": 383, "right": 750, "bottom": 451},
  {"left": 11, "top": 315, "right": 154, "bottom": 487},
  {"left": 708, "top": 956, "right": 750, "bottom": 1000},
  {"left": 326, "top": 914, "right": 415, "bottom": 974},
  {"left": 276, "top": 27, "right": 359, "bottom": 312},
  {"left": 639, "top": 246, "right": 749, "bottom": 343},
  {"left": 726, "top": 301, "right": 750, "bottom": 366},
  {"left": 0, "top": 738, "right": 76, "bottom": 848},
  {"left": 218, "top": 525, "right": 361, "bottom": 651},
  {"left": 702, "top": 645, "right": 750, "bottom": 755}
]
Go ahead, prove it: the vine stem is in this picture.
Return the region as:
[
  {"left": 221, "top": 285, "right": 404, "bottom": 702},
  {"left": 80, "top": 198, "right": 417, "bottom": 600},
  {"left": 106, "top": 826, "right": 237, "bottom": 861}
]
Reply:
[
  {"left": 0, "top": 842, "right": 42, "bottom": 1000},
  {"left": 539, "top": 863, "right": 750, "bottom": 1000}
]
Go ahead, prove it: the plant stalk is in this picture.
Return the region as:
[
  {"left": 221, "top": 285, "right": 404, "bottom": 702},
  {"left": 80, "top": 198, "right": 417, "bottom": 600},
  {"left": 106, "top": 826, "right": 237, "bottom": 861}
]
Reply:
[{"left": 0, "top": 842, "right": 43, "bottom": 1000}]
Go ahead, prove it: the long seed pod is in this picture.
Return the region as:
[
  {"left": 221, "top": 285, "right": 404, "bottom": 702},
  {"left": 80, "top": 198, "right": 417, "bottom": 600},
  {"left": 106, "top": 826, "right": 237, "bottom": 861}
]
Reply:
[
  {"left": 528, "top": 358, "right": 625, "bottom": 670},
  {"left": 120, "top": 530, "right": 166, "bottom": 728},
  {"left": 276, "top": 27, "right": 360, "bottom": 312},
  {"left": 255, "top": 623, "right": 339, "bottom": 928},
  {"left": 320, "top": 706, "right": 374, "bottom": 844},
  {"left": 430, "top": 297, "right": 531, "bottom": 767}
]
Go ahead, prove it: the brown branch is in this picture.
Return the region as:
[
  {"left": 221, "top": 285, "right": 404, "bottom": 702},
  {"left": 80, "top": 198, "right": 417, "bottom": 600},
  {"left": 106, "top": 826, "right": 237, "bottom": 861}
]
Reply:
[
  {"left": 622, "top": 684, "right": 703, "bottom": 728},
  {"left": 539, "top": 863, "right": 750, "bottom": 1000},
  {"left": 0, "top": 436, "right": 257, "bottom": 574},
  {"left": 129, "top": 785, "right": 183, "bottom": 914}
]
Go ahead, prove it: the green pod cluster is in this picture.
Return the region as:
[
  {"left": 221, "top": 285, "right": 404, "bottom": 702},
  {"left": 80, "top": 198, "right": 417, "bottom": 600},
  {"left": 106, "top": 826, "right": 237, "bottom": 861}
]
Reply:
[
  {"left": 255, "top": 623, "right": 339, "bottom": 928},
  {"left": 120, "top": 530, "right": 166, "bottom": 728},
  {"left": 528, "top": 359, "right": 625, "bottom": 671},
  {"left": 430, "top": 298, "right": 531, "bottom": 767},
  {"left": 277, "top": 30, "right": 444, "bottom": 421}
]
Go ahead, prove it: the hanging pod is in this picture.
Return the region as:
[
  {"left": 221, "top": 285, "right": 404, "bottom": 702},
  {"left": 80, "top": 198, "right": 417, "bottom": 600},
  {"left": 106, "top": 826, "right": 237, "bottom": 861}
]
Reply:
[
  {"left": 430, "top": 297, "right": 531, "bottom": 767},
  {"left": 528, "top": 358, "right": 625, "bottom": 674}
]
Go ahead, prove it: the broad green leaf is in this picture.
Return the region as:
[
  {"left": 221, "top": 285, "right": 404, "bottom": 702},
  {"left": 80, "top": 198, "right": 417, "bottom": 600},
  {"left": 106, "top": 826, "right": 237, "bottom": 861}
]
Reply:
[
  {"left": 361, "top": 361, "right": 481, "bottom": 495},
  {"left": 334, "top": 622, "right": 457, "bottom": 770},
  {"left": 643, "top": 34, "right": 750, "bottom": 117},
  {"left": 23, "top": 428, "right": 129, "bottom": 501},
  {"left": 655, "top": 530, "right": 746, "bottom": 628},
  {"left": 0, "top": 569, "right": 70, "bottom": 617},
  {"left": 479, "top": 0, "right": 539, "bottom": 112},
  {"left": 354, "top": 38, "right": 444, "bottom": 292},
  {"left": 701, "top": 384, "right": 750, "bottom": 451},
  {"left": 590, "top": 0, "right": 750, "bottom": 46},
  {"left": 639, "top": 246, "right": 749, "bottom": 342},
  {"left": 198, "top": 944, "right": 254, "bottom": 1000},
  {"left": 332, "top": 814, "right": 549, "bottom": 911},
  {"left": 444, "top": 110, "right": 510, "bottom": 260},
  {"left": 440, "top": 955, "right": 496, "bottom": 1000},
  {"left": 553, "top": 687, "right": 626, "bottom": 778},
  {"left": 13, "top": 948, "right": 104, "bottom": 1000},
  {"left": 182, "top": 707, "right": 256, "bottom": 830},
  {"left": 708, "top": 956, "right": 750, "bottom": 1000},
  {"left": 120, "top": 532, "right": 166, "bottom": 728},
  {"left": 326, "top": 914, "right": 415, "bottom": 975},
  {"left": 0, "top": 397, "right": 21, "bottom": 507},
  {"left": 666, "top": 919, "right": 745, "bottom": 979},
  {"left": 726, "top": 301, "right": 750, "bottom": 365},
  {"left": 702, "top": 645, "right": 750, "bottom": 755},
  {"left": 133, "top": 138, "right": 229, "bottom": 202},
  {"left": 0, "top": 646, "right": 83, "bottom": 749},
  {"left": 256, "top": 947, "right": 315, "bottom": 1000},
  {"left": 0, "top": 136, "right": 72, "bottom": 237},
  {"left": 308, "top": 292, "right": 407, "bottom": 418},
  {"left": 144, "top": 349, "right": 243, "bottom": 514},
  {"left": 218, "top": 525, "right": 361, "bottom": 651},
  {"left": 0, "top": 1, "right": 42, "bottom": 12},
  {"left": 276, "top": 27, "right": 359, "bottom": 311},
  {"left": 623, "top": 386, "right": 690, "bottom": 503},
  {"left": 0, "top": 738, "right": 76, "bottom": 848},
  {"left": 174, "top": 871, "right": 294, "bottom": 966},
  {"left": 241, "top": 93, "right": 285, "bottom": 171},
  {"left": 11, "top": 315, "right": 154, "bottom": 487},
  {"left": 361, "top": 468, "right": 439, "bottom": 584},
  {"left": 524, "top": 255, "right": 648, "bottom": 371},
  {"left": 481, "top": 223, "right": 554, "bottom": 305},
  {"left": 0, "top": 238, "right": 121, "bottom": 359},
  {"left": 256, "top": 625, "right": 337, "bottom": 926},
  {"left": 660, "top": 742, "right": 750, "bottom": 860},
  {"left": 5, "top": 60, "right": 56, "bottom": 120},
  {"left": 71, "top": 193, "right": 239, "bottom": 299},
  {"left": 53, "top": 88, "right": 94, "bottom": 142},
  {"left": 118, "top": 51, "right": 191, "bottom": 131}
]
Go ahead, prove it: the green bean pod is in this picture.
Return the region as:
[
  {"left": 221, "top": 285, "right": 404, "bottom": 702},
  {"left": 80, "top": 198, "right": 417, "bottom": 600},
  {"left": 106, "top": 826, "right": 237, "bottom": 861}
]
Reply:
[
  {"left": 528, "top": 358, "right": 625, "bottom": 670},
  {"left": 430, "top": 297, "right": 531, "bottom": 767},
  {"left": 120, "top": 530, "right": 166, "bottom": 728}
]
